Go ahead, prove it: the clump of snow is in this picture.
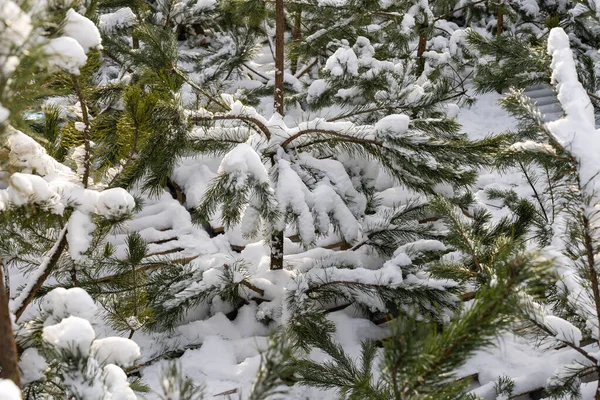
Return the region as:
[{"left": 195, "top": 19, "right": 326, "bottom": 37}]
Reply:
[
  {"left": 0, "top": 1, "right": 31, "bottom": 47},
  {"left": 0, "top": 379, "right": 21, "bottom": 400},
  {"left": 306, "top": 79, "right": 328, "bottom": 103},
  {"left": 218, "top": 143, "right": 269, "bottom": 184},
  {"left": 63, "top": 9, "right": 102, "bottom": 53},
  {"left": 516, "top": 0, "right": 540, "bottom": 16},
  {"left": 67, "top": 211, "right": 96, "bottom": 261},
  {"left": 274, "top": 159, "right": 315, "bottom": 245},
  {"left": 96, "top": 188, "right": 136, "bottom": 218},
  {"left": 509, "top": 141, "right": 556, "bottom": 154},
  {"left": 19, "top": 348, "right": 47, "bottom": 384},
  {"left": 0, "top": 0, "right": 32, "bottom": 75},
  {"left": 103, "top": 364, "right": 136, "bottom": 400},
  {"left": 318, "top": 0, "right": 348, "bottom": 6},
  {"left": 99, "top": 7, "right": 136, "bottom": 33},
  {"left": 325, "top": 48, "right": 359, "bottom": 77},
  {"left": 2, "top": 173, "right": 63, "bottom": 213},
  {"left": 192, "top": 0, "right": 217, "bottom": 11},
  {"left": 448, "top": 29, "right": 467, "bottom": 57},
  {"left": 445, "top": 104, "right": 459, "bottom": 119},
  {"left": 42, "top": 316, "right": 96, "bottom": 355},
  {"left": 45, "top": 37, "right": 88, "bottom": 75},
  {"left": 42, "top": 287, "right": 97, "bottom": 323},
  {"left": 544, "top": 315, "right": 582, "bottom": 346},
  {"left": 91, "top": 338, "right": 141, "bottom": 368},
  {"left": 374, "top": 114, "right": 410, "bottom": 136},
  {"left": 402, "top": 13, "right": 415, "bottom": 30},
  {"left": 7, "top": 129, "right": 73, "bottom": 177}
]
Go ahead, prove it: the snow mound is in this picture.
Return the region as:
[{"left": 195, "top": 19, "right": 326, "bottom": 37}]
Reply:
[
  {"left": 42, "top": 316, "right": 96, "bottom": 356},
  {"left": 99, "top": 7, "right": 136, "bottom": 33},
  {"left": 19, "top": 348, "right": 47, "bottom": 384},
  {"left": 45, "top": 37, "right": 87, "bottom": 75},
  {"left": 219, "top": 143, "right": 269, "bottom": 184},
  {"left": 375, "top": 114, "right": 410, "bottom": 136},
  {"left": 42, "top": 287, "right": 97, "bottom": 322},
  {"left": 91, "top": 338, "right": 141, "bottom": 368},
  {"left": 63, "top": 9, "right": 102, "bottom": 53}
]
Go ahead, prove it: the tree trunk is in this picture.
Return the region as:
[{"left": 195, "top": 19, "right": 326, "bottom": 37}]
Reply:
[
  {"left": 0, "top": 263, "right": 21, "bottom": 388},
  {"left": 497, "top": 8, "right": 504, "bottom": 35},
  {"left": 270, "top": 230, "right": 285, "bottom": 270},
  {"left": 290, "top": 9, "right": 302, "bottom": 76},
  {"left": 270, "top": 0, "right": 286, "bottom": 270},
  {"left": 416, "top": 15, "right": 428, "bottom": 76},
  {"left": 273, "top": 0, "right": 285, "bottom": 116}
]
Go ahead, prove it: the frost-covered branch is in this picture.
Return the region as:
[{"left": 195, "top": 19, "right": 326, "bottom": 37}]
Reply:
[
  {"left": 190, "top": 113, "right": 272, "bottom": 140},
  {"left": 12, "top": 225, "right": 68, "bottom": 321},
  {"left": 281, "top": 128, "right": 381, "bottom": 149}
]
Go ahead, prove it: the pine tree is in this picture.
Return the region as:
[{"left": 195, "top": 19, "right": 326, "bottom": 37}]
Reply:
[
  {"left": 476, "top": 26, "right": 600, "bottom": 398},
  {"left": 16, "top": 287, "right": 141, "bottom": 399},
  {"left": 276, "top": 216, "right": 546, "bottom": 399},
  {"left": 3, "top": 0, "right": 587, "bottom": 398}
]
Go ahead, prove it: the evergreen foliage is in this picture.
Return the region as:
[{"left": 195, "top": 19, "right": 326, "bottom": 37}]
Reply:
[{"left": 5, "top": 0, "right": 600, "bottom": 399}]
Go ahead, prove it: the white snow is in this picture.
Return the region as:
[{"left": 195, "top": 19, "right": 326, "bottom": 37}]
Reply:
[
  {"left": 0, "top": 0, "right": 32, "bottom": 75},
  {"left": 374, "top": 114, "right": 410, "bottom": 136},
  {"left": 67, "top": 211, "right": 96, "bottom": 261},
  {"left": 0, "top": 379, "right": 21, "bottom": 400},
  {"left": 544, "top": 316, "right": 582, "bottom": 346},
  {"left": 6, "top": 129, "right": 74, "bottom": 177},
  {"left": 1, "top": 173, "right": 63, "bottom": 213},
  {"left": 41, "top": 287, "right": 97, "bottom": 323},
  {"left": 103, "top": 364, "right": 136, "bottom": 400},
  {"left": 19, "top": 348, "right": 47, "bottom": 384},
  {"left": 325, "top": 48, "right": 359, "bottom": 77},
  {"left": 95, "top": 188, "right": 136, "bottom": 218},
  {"left": 63, "top": 9, "right": 102, "bottom": 53},
  {"left": 218, "top": 143, "right": 270, "bottom": 184},
  {"left": 0, "top": 103, "right": 8, "bottom": 123},
  {"left": 193, "top": 0, "right": 217, "bottom": 11},
  {"left": 45, "top": 37, "right": 88, "bottom": 75},
  {"left": 99, "top": 7, "right": 136, "bottom": 33},
  {"left": 546, "top": 28, "right": 600, "bottom": 196},
  {"left": 91, "top": 338, "right": 141, "bottom": 368},
  {"left": 42, "top": 316, "right": 96, "bottom": 356}
]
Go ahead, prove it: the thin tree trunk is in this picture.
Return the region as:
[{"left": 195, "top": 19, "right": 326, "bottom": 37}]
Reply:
[
  {"left": 2, "top": 261, "right": 9, "bottom": 299},
  {"left": 290, "top": 9, "right": 302, "bottom": 75},
  {"left": 494, "top": 7, "right": 504, "bottom": 93},
  {"left": 0, "top": 263, "right": 21, "bottom": 387},
  {"left": 128, "top": 258, "right": 139, "bottom": 339},
  {"left": 497, "top": 8, "right": 504, "bottom": 35},
  {"left": 270, "top": 230, "right": 285, "bottom": 270},
  {"left": 274, "top": 0, "right": 285, "bottom": 116},
  {"left": 271, "top": 0, "right": 286, "bottom": 270},
  {"left": 13, "top": 226, "right": 68, "bottom": 321},
  {"left": 416, "top": 15, "right": 428, "bottom": 76}
]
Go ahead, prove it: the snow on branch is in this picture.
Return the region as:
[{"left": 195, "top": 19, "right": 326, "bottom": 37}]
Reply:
[{"left": 546, "top": 27, "right": 600, "bottom": 195}]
